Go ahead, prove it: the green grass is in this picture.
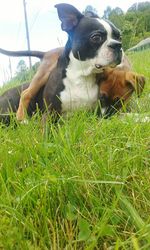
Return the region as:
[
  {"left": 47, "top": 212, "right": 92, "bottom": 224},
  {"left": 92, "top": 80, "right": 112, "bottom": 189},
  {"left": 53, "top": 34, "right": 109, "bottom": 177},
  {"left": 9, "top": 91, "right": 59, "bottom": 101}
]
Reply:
[{"left": 0, "top": 50, "right": 150, "bottom": 249}]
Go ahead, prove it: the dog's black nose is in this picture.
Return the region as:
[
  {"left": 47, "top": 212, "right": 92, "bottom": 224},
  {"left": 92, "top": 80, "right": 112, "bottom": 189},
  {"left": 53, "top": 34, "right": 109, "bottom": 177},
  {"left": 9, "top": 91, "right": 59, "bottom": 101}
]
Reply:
[
  {"left": 99, "top": 93, "right": 109, "bottom": 107},
  {"left": 108, "top": 41, "right": 122, "bottom": 50}
]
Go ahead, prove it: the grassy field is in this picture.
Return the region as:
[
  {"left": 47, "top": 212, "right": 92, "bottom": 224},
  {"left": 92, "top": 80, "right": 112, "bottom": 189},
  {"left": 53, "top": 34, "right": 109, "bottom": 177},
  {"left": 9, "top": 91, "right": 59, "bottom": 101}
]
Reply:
[{"left": 0, "top": 50, "right": 150, "bottom": 249}]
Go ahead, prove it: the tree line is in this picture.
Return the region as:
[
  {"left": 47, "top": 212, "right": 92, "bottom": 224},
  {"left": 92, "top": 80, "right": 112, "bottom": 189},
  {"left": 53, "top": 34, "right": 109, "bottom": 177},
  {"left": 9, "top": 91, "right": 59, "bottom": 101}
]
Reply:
[
  {"left": 14, "top": 1, "right": 150, "bottom": 79},
  {"left": 85, "top": 1, "right": 150, "bottom": 51}
]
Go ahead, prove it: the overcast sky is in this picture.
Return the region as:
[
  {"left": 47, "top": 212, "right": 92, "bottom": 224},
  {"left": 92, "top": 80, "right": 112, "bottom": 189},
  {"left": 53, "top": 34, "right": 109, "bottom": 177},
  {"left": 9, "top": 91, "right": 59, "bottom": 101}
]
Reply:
[{"left": 0, "top": 0, "right": 147, "bottom": 85}]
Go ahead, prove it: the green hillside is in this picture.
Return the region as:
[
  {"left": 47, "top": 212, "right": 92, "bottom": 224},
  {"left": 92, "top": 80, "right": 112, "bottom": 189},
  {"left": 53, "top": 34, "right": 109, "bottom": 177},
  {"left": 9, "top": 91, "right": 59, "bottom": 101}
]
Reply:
[{"left": 0, "top": 50, "right": 150, "bottom": 249}]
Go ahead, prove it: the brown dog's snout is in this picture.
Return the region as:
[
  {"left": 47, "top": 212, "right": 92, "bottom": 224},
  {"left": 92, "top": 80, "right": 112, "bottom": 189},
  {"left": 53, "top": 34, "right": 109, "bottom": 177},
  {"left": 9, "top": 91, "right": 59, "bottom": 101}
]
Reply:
[
  {"left": 99, "top": 93, "right": 109, "bottom": 108},
  {"left": 98, "top": 92, "right": 123, "bottom": 119}
]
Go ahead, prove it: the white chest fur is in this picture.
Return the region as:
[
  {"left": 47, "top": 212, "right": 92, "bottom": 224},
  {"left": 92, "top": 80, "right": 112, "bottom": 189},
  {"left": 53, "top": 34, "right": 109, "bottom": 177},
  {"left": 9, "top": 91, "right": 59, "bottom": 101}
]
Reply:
[{"left": 60, "top": 53, "right": 99, "bottom": 112}]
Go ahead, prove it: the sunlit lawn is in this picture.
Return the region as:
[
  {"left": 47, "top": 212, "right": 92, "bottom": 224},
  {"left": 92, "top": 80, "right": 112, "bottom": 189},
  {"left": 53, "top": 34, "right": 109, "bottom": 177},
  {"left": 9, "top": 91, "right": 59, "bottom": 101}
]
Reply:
[{"left": 0, "top": 50, "right": 150, "bottom": 249}]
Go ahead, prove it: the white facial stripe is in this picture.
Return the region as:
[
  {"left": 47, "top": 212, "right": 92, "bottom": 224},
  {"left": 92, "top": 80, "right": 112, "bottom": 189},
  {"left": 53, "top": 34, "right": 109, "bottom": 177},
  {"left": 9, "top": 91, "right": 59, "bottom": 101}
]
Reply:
[
  {"left": 92, "top": 19, "right": 120, "bottom": 68},
  {"left": 97, "top": 19, "right": 112, "bottom": 40}
]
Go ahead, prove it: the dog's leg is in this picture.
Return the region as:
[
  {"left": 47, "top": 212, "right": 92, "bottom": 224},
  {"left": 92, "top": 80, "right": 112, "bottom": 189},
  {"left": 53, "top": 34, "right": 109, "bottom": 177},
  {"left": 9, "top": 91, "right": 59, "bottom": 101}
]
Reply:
[
  {"left": 16, "top": 58, "right": 58, "bottom": 121},
  {"left": 16, "top": 69, "right": 51, "bottom": 121}
]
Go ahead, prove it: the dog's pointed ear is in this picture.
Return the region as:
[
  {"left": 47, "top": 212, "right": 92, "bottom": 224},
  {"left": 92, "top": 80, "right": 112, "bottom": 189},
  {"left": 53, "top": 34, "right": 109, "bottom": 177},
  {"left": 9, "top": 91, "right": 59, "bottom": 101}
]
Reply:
[
  {"left": 125, "top": 72, "right": 145, "bottom": 97},
  {"left": 55, "top": 3, "right": 83, "bottom": 33}
]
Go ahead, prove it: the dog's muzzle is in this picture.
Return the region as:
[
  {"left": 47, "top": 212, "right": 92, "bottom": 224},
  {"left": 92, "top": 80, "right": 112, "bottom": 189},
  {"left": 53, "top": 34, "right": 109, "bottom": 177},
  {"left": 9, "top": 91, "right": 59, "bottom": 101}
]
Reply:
[
  {"left": 108, "top": 40, "right": 122, "bottom": 65},
  {"left": 97, "top": 94, "right": 123, "bottom": 119},
  {"left": 95, "top": 40, "right": 122, "bottom": 70}
]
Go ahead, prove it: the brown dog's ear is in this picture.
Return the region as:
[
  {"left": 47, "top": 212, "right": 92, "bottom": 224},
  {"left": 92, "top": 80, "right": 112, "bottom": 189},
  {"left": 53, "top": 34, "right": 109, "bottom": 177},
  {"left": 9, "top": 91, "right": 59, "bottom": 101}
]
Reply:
[
  {"left": 125, "top": 72, "right": 145, "bottom": 97},
  {"left": 55, "top": 4, "right": 83, "bottom": 33}
]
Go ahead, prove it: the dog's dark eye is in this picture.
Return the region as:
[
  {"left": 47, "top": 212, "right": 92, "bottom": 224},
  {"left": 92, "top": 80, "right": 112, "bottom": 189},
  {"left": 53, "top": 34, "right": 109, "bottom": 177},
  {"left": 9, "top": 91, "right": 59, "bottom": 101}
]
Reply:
[{"left": 90, "top": 34, "right": 102, "bottom": 43}]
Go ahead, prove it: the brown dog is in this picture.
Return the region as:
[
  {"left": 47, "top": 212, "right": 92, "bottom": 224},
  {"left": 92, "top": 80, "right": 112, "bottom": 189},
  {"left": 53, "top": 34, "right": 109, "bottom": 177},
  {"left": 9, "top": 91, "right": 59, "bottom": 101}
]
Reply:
[{"left": 97, "top": 68, "right": 145, "bottom": 117}]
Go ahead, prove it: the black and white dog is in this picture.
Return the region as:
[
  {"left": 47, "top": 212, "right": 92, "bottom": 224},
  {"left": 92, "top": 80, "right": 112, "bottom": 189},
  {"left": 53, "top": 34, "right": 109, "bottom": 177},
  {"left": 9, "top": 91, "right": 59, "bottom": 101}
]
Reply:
[
  {"left": 43, "top": 3, "right": 122, "bottom": 114},
  {"left": 0, "top": 3, "right": 123, "bottom": 122}
]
